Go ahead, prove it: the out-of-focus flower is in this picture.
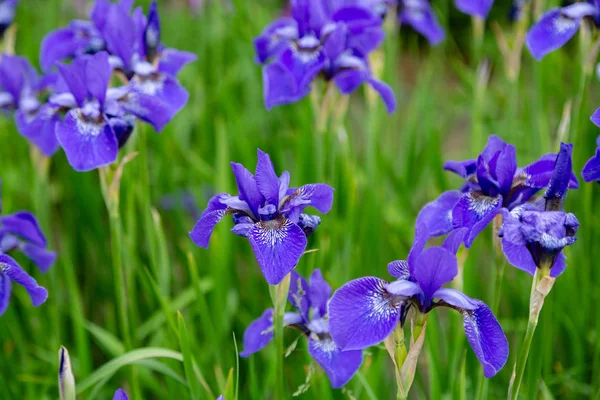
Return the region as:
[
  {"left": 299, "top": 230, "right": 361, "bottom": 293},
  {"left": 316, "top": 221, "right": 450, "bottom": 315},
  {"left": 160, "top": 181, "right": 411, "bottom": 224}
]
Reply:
[
  {"left": 499, "top": 143, "right": 579, "bottom": 277},
  {"left": 0, "top": 0, "right": 18, "bottom": 38},
  {"left": 241, "top": 269, "right": 363, "bottom": 388},
  {"left": 254, "top": 0, "right": 396, "bottom": 112},
  {"left": 113, "top": 389, "right": 129, "bottom": 400},
  {"left": 328, "top": 225, "right": 508, "bottom": 378},
  {"left": 190, "top": 149, "right": 333, "bottom": 284},
  {"left": 582, "top": 136, "right": 600, "bottom": 182},
  {"left": 509, "top": 0, "right": 528, "bottom": 21},
  {"left": 398, "top": 0, "right": 445, "bottom": 45},
  {"left": 526, "top": 1, "right": 600, "bottom": 60},
  {"left": 417, "top": 135, "right": 579, "bottom": 247}
]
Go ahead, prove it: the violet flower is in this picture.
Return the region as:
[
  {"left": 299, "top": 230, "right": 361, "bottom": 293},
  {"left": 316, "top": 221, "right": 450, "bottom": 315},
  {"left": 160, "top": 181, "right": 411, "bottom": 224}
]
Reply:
[
  {"left": 526, "top": 1, "right": 600, "bottom": 60},
  {"left": 328, "top": 226, "right": 508, "bottom": 378},
  {"left": 499, "top": 143, "right": 579, "bottom": 277},
  {"left": 0, "top": 55, "right": 61, "bottom": 156},
  {"left": 398, "top": 0, "right": 445, "bottom": 45},
  {"left": 417, "top": 135, "right": 579, "bottom": 247},
  {"left": 241, "top": 269, "right": 363, "bottom": 388},
  {"left": 0, "top": 0, "right": 17, "bottom": 38},
  {"left": 254, "top": 0, "right": 396, "bottom": 112},
  {"left": 582, "top": 136, "right": 600, "bottom": 182},
  {"left": 113, "top": 389, "right": 128, "bottom": 400},
  {"left": 190, "top": 149, "right": 333, "bottom": 284},
  {"left": 0, "top": 187, "right": 54, "bottom": 315}
]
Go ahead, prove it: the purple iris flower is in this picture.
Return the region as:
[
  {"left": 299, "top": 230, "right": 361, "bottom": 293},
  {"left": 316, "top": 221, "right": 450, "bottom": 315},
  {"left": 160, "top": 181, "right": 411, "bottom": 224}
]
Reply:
[
  {"left": 499, "top": 143, "right": 579, "bottom": 277},
  {"left": 0, "top": 0, "right": 17, "bottom": 38},
  {"left": 417, "top": 135, "right": 579, "bottom": 247},
  {"left": 190, "top": 149, "right": 333, "bottom": 285},
  {"left": 254, "top": 0, "right": 396, "bottom": 112},
  {"left": 526, "top": 1, "right": 600, "bottom": 60},
  {"left": 454, "top": 0, "right": 495, "bottom": 18},
  {"left": 0, "top": 188, "right": 54, "bottom": 316},
  {"left": 241, "top": 269, "right": 363, "bottom": 388},
  {"left": 0, "top": 55, "right": 61, "bottom": 156},
  {"left": 113, "top": 389, "right": 128, "bottom": 400},
  {"left": 398, "top": 0, "right": 445, "bottom": 45},
  {"left": 328, "top": 225, "right": 509, "bottom": 378},
  {"left": 582, "top": 136, "right": 600, "bottom": 182}
]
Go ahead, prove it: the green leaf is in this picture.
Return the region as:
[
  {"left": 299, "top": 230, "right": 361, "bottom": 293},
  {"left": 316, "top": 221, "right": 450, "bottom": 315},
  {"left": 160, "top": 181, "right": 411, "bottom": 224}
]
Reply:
[{"left": 178, "top": 312, "right": 202, "bottom": 400}]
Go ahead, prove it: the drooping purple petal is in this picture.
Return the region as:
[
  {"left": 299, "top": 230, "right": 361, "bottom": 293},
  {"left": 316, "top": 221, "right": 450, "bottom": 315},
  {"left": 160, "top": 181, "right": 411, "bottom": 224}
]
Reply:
[
  {"left": 412, "top": 247, "right": 458, "bottom": 305},
  {"left": 15, "top": 106, "right": 61, "bottom": 156},
  {"left": 328, "top": 277, "right": 401, "bottom": 350},
  {"left": 0, "top": 211, "right": 48, "bottom": 247},
  {"left": 56, "top": 109, "right": 118, "bottom": 172},
  {"left": 444, "top": 159, "right": 477, "bottom": 179},
  {"left": 462, "top": 301, "right": 508, "bottom": 378},
  {"left": 582, "top": 147, "right": 600, "bottom": 183},
  {"left": 399, "top": 0, "right": 445, "bottom": 45},
  {"left": 158, "top": 49, "right": 198, "bottom": 76},
  {"left": 308, "top": 336, "right": 363, "bottom": 388},
  {"left": 189, "top": 194, "right": 229, "bottom": 248},
  {"left": 40, "top": 22, "right": 100, "bottom": 72},
  {"left": 0, "top": 271, "right": 11, "bottom": 315},
  {"left": 416, "top": 191, "right": 461, "bottom": 237},
  {"left": 526, "top": 6, "right": 597, "bottom": 60},
  {"left": 500, "top": 239, "right": 536, "bottom": 276},
  {"left": 255, "top": 149, "right": 281, "bottom": 206},
  {"left": 367, "top": 78, "right": 397, "bottom": 114},
  {"left": 308, "top": 269, "right": 332, "bottom": 318},
  {"left": 253, "top": 18, "right": 297, "bottom": 64},
  {"left": 452, "top": 192, "right": 502, "bottom": 247},
  {"left": 117, "top": 90, "right": 173, "bottom": 132},
  {"left": 113, "top": 389, "right": 129, "bottom": 400},
  {"left": 0, "top": 254, "right": 48, "bottom": 308},
  {"left": 454, "top": 0, "right": 495, "bottom": 18},
  {"left": 21, "top": 244, "right": 57, "bottom": 273},
  {"left": 247, "top": 219, "right": 307, "bottom": 285},
  {"left": 240, "top": 308, "right": 274, "bottom": 357},
  {"left": 263, "top": 61, "right": 311, "bottom": 109},
  {"left": 550, "top": 251, "right": 567, "bottom": 278}
]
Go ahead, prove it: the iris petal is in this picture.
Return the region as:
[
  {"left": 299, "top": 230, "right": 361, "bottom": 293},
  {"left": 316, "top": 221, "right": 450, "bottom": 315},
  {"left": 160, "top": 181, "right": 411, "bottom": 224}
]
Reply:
[{"left": 308, "top": 336, "right": 363, "bottom": 388}]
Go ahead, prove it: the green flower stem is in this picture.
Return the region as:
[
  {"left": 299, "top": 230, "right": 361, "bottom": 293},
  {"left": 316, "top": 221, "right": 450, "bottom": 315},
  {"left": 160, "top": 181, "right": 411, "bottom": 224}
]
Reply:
[
  {"left": 508, "top": 267, "right": 554, "bottom": 400},
  {"left": 269, "top": 272, "right": 291, "bottom": 400},
  {"left": 392, "top": 325, "right": 408, "bottom": 400}
]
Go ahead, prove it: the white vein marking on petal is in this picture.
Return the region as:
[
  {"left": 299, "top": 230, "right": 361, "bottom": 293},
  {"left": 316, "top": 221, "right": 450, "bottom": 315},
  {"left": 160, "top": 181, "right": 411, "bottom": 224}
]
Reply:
[
  {"left": 364, "top": 279, "right": 401, "bottom": 322},
  {"left": 131, "top": 73, "right": 165, "bottom": 96},
  {"left": 554, "top": 15, "right": 577, "bottom": 34},
  {"left": 467, "top": 193, "right": 499, "bottom": 218},
  {"left": 257, "top": 218, "right": 291, "bottom": 248}
]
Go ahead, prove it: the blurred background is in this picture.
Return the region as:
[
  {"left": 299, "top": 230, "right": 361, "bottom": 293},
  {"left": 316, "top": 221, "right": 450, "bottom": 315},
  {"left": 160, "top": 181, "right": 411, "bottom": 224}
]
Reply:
[{"left": 1, "top": 0, "right": 599, "bottom": 399}]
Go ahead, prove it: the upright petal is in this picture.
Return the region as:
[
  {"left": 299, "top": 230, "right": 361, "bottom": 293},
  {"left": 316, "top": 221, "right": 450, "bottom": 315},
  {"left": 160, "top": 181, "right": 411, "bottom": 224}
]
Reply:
[
  {"left": 308, "top": 336, "right": 363, "bottom": 388},
  {"left": 442, "top": 228, "right": 468, "bottom": 255},
  {"left": 545, "top": 142, "right": 573, "bottom": 208},
  {"left": 582, "top": 147, "right": 600, "bottom": 183},
  {"left": 407, "top": 222, "right": 429, "bottom": 274},
  {"left": 0, "top": 254, "right": 48, "bottom": 307},
  {"left": 452, "top": 192, "right": 502, "bottom": 247},
  {"left": 247, "top": 218, "right": 307, "bottom": 285},
  {"left": 454, "top": 0, "right": 494, "bottom": 18},
  {"left": 56, "top": 109, "right": 118, "bottom": 172},
  {"left": 102, "top": 6, "right": 136, "bottom": 69},
  {"left": 113, "top": 389, "right": 129, "bottom": 400},
  {"left": 255, "top": 149, "right": 281, "bottom": 206},
  {"left": 57, "top": 57, "right": 88, "bottom": 106},
  {"left": 85, "top": 52, "right": 112, "bottom": 106},
  {"left": 387, "top": 260, "right": 410, "bottom": 280},
  {"left": 495, "top": 144, "right": 517, "bottom": 196},
  {"left": 416, "top": 191, "right": 461, "bottom": 237},
  {"left": 308, "top": 269, "right": 331, "bottom": 317},
  {"left": 412, "top": 247, "right": 458, "bottom": 304},
  {"left": 144, "top": 2, "right": 161, "bottom": 63},
  {"left": 240, "top": 309, "right": 274, "bottom": 357},
  {"left": 328, "top": 277, "right": 401, "bottom": 350},
  {"left": 230, "top": 162, "right": 263, "bottom": 217},
  {"left": 0, "top": 211, "right": 48, "bottom": 247}
]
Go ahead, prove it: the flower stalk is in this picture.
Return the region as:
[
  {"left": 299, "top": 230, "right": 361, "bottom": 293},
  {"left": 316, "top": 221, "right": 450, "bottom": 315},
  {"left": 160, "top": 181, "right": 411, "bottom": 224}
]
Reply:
[
  {"left": 508, "top": 267, "right": 555, "bottom": 399},
  {"left": 269, "top": 272, "right": 291, "bottom": 400}
]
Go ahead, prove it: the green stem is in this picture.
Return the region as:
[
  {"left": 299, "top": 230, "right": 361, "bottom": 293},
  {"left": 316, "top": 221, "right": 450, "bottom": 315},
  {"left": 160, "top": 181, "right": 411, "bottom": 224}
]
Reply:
[
  {"left": 269, "top": 273, "right": 291, "bottom": 400},
  {"left": 392, "top": 325, "right": 408, "bottom": 400}
]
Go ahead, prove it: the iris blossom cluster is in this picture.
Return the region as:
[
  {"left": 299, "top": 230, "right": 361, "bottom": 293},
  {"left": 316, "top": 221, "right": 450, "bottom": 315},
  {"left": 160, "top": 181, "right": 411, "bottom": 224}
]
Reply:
[
  {"left": 582, "top": 136, "right": 600, "bottom": 182},
  {"left": 0, "top": 188, "right": 55, "bottom": 315},
  {"left": 241, "top": 269, "right": 363, "bottom": 388},
  {"left": 190, "top": 149, "right": 333, "bottom": 284},
  {"left": 328, "top": 225, "right": 509, "bottom": 378},
  {"left": 417, "top": 135, "right": 578, "bottom": 247},
  {"left": 396, "top": 0, "right": 496, "bottom": 45},
  {"left": 526, "top": 1, "right": 600, "bottom": 60},
  {"left": 10, "top": 0, "right": 196, "bottom": 171},
  {"left": 500, "top": 143, "right": 579, "bottom": 277},
  {"left": 254, "top": 0, "right": 396, "bottom": 112}
]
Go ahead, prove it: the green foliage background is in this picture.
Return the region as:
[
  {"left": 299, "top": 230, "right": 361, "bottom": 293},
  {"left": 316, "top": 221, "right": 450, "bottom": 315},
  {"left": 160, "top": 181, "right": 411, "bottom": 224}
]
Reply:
[{"left": 1, "top": 0, "right": 599, "bottom": 399}]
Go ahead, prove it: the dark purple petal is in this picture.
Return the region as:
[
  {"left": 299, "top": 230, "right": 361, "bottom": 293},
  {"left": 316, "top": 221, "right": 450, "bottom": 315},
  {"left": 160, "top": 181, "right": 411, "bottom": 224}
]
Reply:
[
  {"left": 308, "top": 269, "right": 331, "bottom": 318},
  {"left": 454, "top": 0, "right": 495, "bottom": 18},
  {"left": 129, "top": 70, "right": 190, "bottom": 124},
  {"left": 476, "top": 155, "right": 500, "bottom": 196},
  {"left": 102, "top": 5, "right": 136, "bottom": 69},
  {"left": 21, "top": 244, "right": 57, "bottom": 273},
  {"left": 0, "top": 211, "right": 48, "bottom": 247},
  {"left": 520, "top": 153, "right": 579, "bottom": 191},
  {"left": 247, "top": 219, "right": 307, "bottom": 285},
  {"left": 433, "top": 288, "right": 478, "bottom": 310},
  {"left": 525, "top": 6, "right": 597, "bottom": 60},
  {"left": 158, "top": 49, "right": 198, "bottom": 76},
  {"left": 288, "top": 269, "right": 310, "bottom": 318},
  {"left": 85, "top": 52, "right": 111, "bottom": 106},
  {"left": 545, "top": 143, "right": 573, "bottom": 206},
  {"left": 501, "top": 238, "right": 536, "bottom": 276},
  {"left": 0, "top": 270, "right": 11, "bottom": 315},
  {"left": 57, "top": 57, "right": 88, "bottom": 106},
  {"left": 334, "top": 67, "right": 367, "bottom": 95},
  {"left": 407, "top": 223, "right": 429, "bottom": 273},
  {"left": 481, "top": 135, "right": 508, "bottom": 161},
  {"left": 0, "top": 55, "right": 34, "bottom": 102},
  {"left": 118, "top": 90, "right": 172, "bottom": 132},
  {"left": 263, "top": 60, "right": 309, "bottom": 109},
  {"left": 240, "top": 308, "right": 274, "bottom": 357},
  {"left": 297, "top": 213, "right": 321, "bottom": 236},
  {"left": 144, "top": 2, "right": 161, "bottom": 63},
  {"left": 322, "top": 24, "right": 346, "bottom": 62},
  {"left": 462, "top": 301, "right": 508, "bottom": 378},
  {"left": 308, "top": 336, "right": 363, "bottom": 388},
  {"left": 416, "top": 191, "right": 461, "bottom": 237},
  {"left": 495, "top": 143, "right": 517, "bottom": 196},
  {"left": 0, "top": 254, "right": 48, "bottom": 308},
  {"left": 399, "top": 1, "right": 445, "bottom": 45},
  {"left": 230, "top": 162, "right": 263, "bottom": 217},
  {"left": 113, "top": 389, "right": 128, "bottom": 400},
  {"left": 452, "top": 193, "right": 502, "bottom": 247},
  {"left": 15, "top": 106, "right": 61, "bottom": 156},
  {"left": 387, "top": 260, "right": 410, "bottom": 280},
  {"left": 444, "top": 159, "right": 477, "bottom": 179},
  {"left": 56, "top": 109, "right": 118, "bottom": 172},
  {"left": 189, "top": 204, "right": 227, "bottom": 248},
  {"left": 412, "top": 247, "right": 458, "bottom": 305},
  {"left": 550, "top": 251, "right": 567, "bottom": 278},
  {"left": 255, "top": 149, "right": 281, "bottom": 206},
  {"left": 582, "top": 147, "right": 600, "bottom": 182},
  {"left": 328, "top": 277, "right": 401, "bottom": 350}
]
